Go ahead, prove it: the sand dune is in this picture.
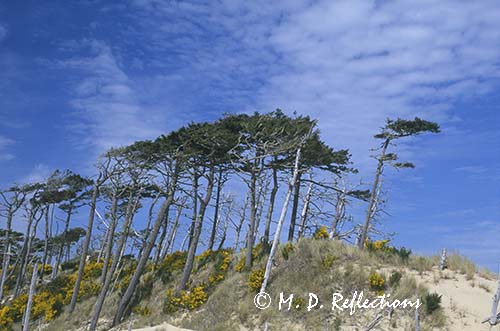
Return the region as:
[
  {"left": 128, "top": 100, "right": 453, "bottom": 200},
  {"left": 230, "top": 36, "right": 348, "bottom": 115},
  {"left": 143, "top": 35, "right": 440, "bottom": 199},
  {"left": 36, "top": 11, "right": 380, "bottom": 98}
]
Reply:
[
  {"left": 130, "top": 323, "right": 192, "bottom": 331},
  {"left": 415, "top": 269, "right": 500, "bottom": 331},
  {"left": 129, "top": 268, "right": 500, "bottom": 331}
]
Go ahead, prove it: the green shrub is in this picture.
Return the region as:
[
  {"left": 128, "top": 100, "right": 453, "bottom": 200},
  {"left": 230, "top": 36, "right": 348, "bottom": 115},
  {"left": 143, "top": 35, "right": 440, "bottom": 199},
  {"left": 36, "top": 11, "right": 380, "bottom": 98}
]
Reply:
[
  {"left": 60, "top": 260, "right": 78, "bottom": 271},
  {"left": 282, "top": 242, "right": 295, "bottom": 261},
  {"left": 321, "top": 254, "right": 337, "bottom": 270},
  {"left": 365, "top": 240, "right": 412, "bottom": 262},
  {"left": 389, "top": 271, "right": 402, "bottom": 288},
  {"left": 157, "top": 251, "right": 187, "bottom": 284},
  {"left": 396, "top": 247, "right": 412, "bottom": 262},
  {"left": 423, "top": 292, "right": 442, "bottom": 315}
]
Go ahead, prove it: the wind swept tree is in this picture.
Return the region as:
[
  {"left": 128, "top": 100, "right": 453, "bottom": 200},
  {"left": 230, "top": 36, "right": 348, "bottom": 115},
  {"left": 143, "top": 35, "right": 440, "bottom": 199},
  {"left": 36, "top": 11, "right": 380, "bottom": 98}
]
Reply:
[
  {"left": 287, "top": 131, "right": 352, "bottom": 241},
  {"left": 260, "top": 120, "right": 316, "bottom": 293},
  {"left": 112, "top": 131, "right": 184, "bottom": 326},
  {"left": 90, "top": 142, "right": 156, "bottom": 331},
  {"left": 52, "top": 171, "right": 92, "bottom": 279},
  {"left": 12, "top": 183, "right": 45, "bottom": 298},
  {"left": 68, "top": 159, "right": 110, "bottom": 313},
  {"left": 0, "top": 184, "right": 31, "bottom": 302},
  {"left": 228, "top": 111, "right": 316, "bottom": 269},
  {"left": 179, "top": 120, "right": 238, "bottom": 291},
  {"left": 358, "top": 117, "right": 440, "bottom": 248}
]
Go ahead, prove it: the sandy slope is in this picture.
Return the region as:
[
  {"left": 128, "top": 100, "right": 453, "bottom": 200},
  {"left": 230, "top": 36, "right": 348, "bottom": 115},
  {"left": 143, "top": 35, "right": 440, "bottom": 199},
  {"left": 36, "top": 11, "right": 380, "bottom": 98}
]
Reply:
[
  {"left": 130, "top": 322, "right": 192, "bottom": 331},
  {"left": 129, "top": 268, "right": 500, "bottom": 331},
  {"left": 415, "top": 269, "right": 500, "bottom": 331}
]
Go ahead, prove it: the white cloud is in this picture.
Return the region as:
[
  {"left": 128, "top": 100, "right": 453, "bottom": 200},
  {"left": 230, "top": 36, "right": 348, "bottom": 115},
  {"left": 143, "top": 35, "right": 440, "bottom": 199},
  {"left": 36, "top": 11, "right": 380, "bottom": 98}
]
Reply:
[
  {"left": 0, "top": 136, "right": 14, "bottom": 149},
  {"left": 253, "top": 0, "right": 500, "bottom": 166},
  {"left": 51, "top": 40, "right": 168, "bottom": 152},
  {"left": 126, "top": 0, "right": 500, "bottom": 171},
  {"left": 454, "top": 166, "right": 489, "bottom": 175},
  {"left": 21, "top": 163, "right": 51, "bottom": 184},
  {"left": 0, "top": 24, "right": 6, "bottom": 41},
  {"left": 0, "top": 135, "right": 14, "bottom": 161}
]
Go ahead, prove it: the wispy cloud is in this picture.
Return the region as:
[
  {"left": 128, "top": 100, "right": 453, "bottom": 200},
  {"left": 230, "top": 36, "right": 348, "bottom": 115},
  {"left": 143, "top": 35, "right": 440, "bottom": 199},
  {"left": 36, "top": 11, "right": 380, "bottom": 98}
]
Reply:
[
  {"left": 0, "top": 24, "right": 6, "bottom": 42},
  {"left": 454, "top": 166, "right": 489, "bottom": 175},
  {"left": 47, "top": 40, "right": 168, "bottom": 153},
  {"left": 0, "top": 135, "right": 15, "bottom": 161},
  {"left": 20, "top": 163, "right": 51, "bottom": 184},
  {"left": 255, "top": 0, "right": 500, "bottom": 164},
  {"left": 124, "top": 0, "right": 500, "bottom": 170}
]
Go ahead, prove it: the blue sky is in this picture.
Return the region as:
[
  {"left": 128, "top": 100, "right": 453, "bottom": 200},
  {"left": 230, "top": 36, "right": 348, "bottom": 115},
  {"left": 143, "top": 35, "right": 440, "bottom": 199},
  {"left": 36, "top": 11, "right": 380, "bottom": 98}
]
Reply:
[{"left": 1, "top": 1, "right": 499, "bottom": 268}]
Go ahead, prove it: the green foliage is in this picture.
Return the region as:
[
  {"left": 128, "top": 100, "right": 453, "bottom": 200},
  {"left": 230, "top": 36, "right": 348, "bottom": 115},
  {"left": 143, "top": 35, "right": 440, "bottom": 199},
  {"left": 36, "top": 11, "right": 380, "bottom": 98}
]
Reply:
[
  {"left": 374, "top": 117, "right": 441, "bottom": 140},
  {"left": 320, "top": 254, "right": 337, "bottom": 270},
  {"left": 157, "top": 251, "right": 187, "bottom": 284},
  {"left": 365, "top": 239, "right": 411, "bottom": 262},
  {"left": 60, "top": 259, "right": 79, "bottom": 271},
  {"left": 61, "top": 261, "right": 103, "bottom": 302},
  {"left": 0, "top": 260, "right": 106, "bottom": 330},
  {"left": 281, "top": 242, "right": 294, "bottom": 261},
  {"left": 50, "top": 227, "right": 86, "bottom": 247},
  {"left": 423, "top": 293, "right": 442, "bottom": 315},
  {"left": 396, "top": 247, "right": 412, "bottom": 262},
  {"left": 208, "top": 249, "right": 232, "bottom": 288},
  {"left": 235, "top": 243, "right": 266, "bottom": 272},
  {"left": 132, "top": 305, "right": 151, "bottom": 317},
  {"left": 292, "top": 296, "right": 306, "bottom": 310},
  {"left": 388, "top": 271, "right": 402, "bottom": 288},
  {"left": 333, "top": 317, "right": 342, "bottom": 331},
  {"left": 195, "top": 249, "right": 214, "bottom": 271}
]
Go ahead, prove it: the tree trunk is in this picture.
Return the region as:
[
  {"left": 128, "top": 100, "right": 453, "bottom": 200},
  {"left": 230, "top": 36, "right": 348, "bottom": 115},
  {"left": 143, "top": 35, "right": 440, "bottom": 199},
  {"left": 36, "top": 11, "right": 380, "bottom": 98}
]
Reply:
[
  {"left": 161, "top": 202, "right": 184, "bottom": 260},
  {"left": 358, "top": 139, "right": 389, "bottom": 249},
  {"left": 112, "top": 173, "right": 178, "bottom": 326},
  {"left": 297, "top": 181, "right": 313, "bottom": 238},
  {"left": 188, "top": 171, "right": 199, "bottom": 249},
  {"left": 263, "top": 164, "right": 278, "bottom": 244},
  {"left": 217, "top": 199, "right": 233, "bottom": 251},
  {"left": 52, "top": 206, "right": 73, "bottom": 280},
  {"left": 14, "top": 210, "right": 34, "bottom": 297},
  {"left": 244, "top": 168, "right": 258, "bottom": 270},
  {"left": 40, "top": 206, "right": 50, "bottom": 282},
  {"left": 208, "top": 169, "right": 223, "bottom": 250},
  {"left": 15, "top": 208, "right": 40, "bottom": 298},
  {"left": 253, "top": 172, "right": 269, "bottom": 241},
  {"left": 101, "top": 193, "right": 118, "bottom": 283},
  {"left": 233, "top": 196, "right": 248, "bottom": 251},
  {"left": 89, "top": 194, "right": 140, "bottom": 331},
  {"left": 0, "top": 210, "right": 13, "bottom": 302},
  {"left": 153, "top": 204, "right": 170, "bottom": 264},
  {"left": 23, "top": 261, "right": 38, "bottom": 331},
  {"left": 287, "top": 172, "right": 302, "bottom": 242},
  {"left": 69, "top": 182, "right": 99, "bottom": 313},
  {"left": 179, "top": 165, "right": 215, "bottom": 291},
  {"left": 330, "top": 191, "right": 346, "bottom": 239},
  {"left": 261, "top": 144, "right": 304, "bottom": 293},
  {"left": 488, "top": 273, "right": 500, "bottom": 325},
  {"left": 439, "top": 248, "right": 447, "bottom": 271}
]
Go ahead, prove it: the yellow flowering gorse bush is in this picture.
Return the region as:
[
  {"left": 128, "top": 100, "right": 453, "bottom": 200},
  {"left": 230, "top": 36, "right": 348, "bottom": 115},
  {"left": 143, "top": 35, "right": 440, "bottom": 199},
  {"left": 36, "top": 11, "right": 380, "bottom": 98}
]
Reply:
[
  {"left": 164, "top": 285, "right": 208, "bottom": 313},
  {"left": 313, "top": 226, "right": 329, "bottom": 239},
  {"left": 248, "top": 268, "right": 265, "bottom": 292},
  {"left": 368, "top": 272, "right": 386, "bottom": 294}
]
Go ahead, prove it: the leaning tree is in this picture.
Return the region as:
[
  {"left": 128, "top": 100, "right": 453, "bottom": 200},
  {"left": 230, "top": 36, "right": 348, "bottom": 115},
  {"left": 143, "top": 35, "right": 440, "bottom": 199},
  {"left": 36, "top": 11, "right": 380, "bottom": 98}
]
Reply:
[{"left": 358, "top": 117, "right": 440, "bottom": 248}]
